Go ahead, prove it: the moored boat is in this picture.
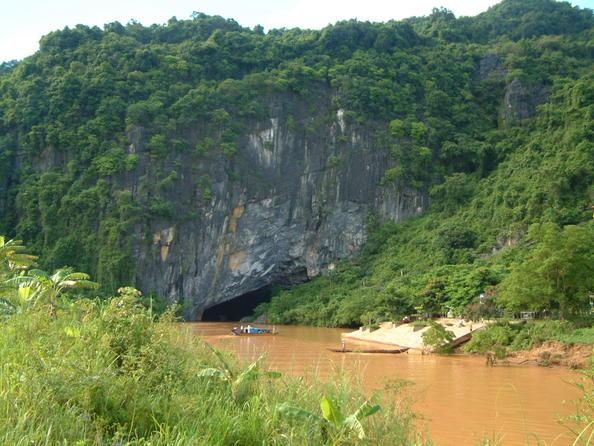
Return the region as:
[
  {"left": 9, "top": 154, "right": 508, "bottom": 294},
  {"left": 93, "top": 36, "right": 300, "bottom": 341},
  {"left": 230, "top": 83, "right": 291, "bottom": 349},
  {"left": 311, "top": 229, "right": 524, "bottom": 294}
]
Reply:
[
  {"left": 327, "top": 346, "right": 409, "bottom": 354},
  {"left": 231, "top": 325, "right": 278, "bottom": 336}
]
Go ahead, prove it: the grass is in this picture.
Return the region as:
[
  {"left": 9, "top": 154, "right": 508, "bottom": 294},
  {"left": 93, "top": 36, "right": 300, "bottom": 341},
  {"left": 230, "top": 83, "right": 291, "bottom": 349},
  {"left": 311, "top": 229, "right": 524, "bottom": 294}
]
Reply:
[
  {"left": 0, "top": 291, "right": 426, "bottom": 445},
  {"left": 464, "top": 319, "right": 594, "bottom": 356},
  {"left": 557, "top": 327, "right": 594, "bottom": 346}
]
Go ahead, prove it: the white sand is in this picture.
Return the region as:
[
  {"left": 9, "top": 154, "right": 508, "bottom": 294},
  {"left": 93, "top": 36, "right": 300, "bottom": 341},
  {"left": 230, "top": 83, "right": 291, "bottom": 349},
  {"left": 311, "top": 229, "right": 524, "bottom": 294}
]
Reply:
[{"left": 341, "top": 318, "right": 486, "bottom": 350}]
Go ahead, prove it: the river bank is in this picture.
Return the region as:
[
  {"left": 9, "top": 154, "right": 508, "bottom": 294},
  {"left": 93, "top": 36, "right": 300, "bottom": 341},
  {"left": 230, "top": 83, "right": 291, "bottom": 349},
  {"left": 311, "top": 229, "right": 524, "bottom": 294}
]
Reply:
[
  {"left": 501, "top": 341, "right": 592, "bottom": 369},
  {"left": 342, "top": 319, "right": 593, "bottom": 369},
  {"left": 341, "top": 318, "right": 487, "bottom": 350}
]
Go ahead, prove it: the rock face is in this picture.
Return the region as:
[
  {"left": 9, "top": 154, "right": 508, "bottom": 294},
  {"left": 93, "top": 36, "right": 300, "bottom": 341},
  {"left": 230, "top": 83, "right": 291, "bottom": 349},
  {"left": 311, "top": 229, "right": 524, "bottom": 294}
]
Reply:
[
  {"left": 501, "top": 77, "right": 550, "bottom": 127},
  {"left": 478, "top": 53, "right": 506, "bottom": 81},
  {"left": 477, "top": 53, "right": 550, "bottom": 128},
  {"left": 130, "top": 94, "right": 426, "bottom": 319}
]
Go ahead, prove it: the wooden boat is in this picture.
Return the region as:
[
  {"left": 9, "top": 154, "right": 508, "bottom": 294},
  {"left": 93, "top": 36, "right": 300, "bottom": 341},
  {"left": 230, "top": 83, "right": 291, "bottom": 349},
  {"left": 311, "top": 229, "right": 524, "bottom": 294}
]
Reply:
[
  {"left": 231, "top": 326, "right": 278, "bottom": 336},
  {"left": 327, "top": 347, "right": 409, "bottom": 354}
]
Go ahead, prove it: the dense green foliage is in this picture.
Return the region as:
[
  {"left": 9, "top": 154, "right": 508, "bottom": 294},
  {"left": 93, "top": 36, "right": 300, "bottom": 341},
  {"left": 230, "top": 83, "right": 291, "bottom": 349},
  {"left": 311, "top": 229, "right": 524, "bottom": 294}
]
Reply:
[
  {"left": 260, "top": 17, "right": 594, "bottom": 326},
  {"left": 0, "top": 301, "right": 425, "bottom": 445},
  {"left": 0, "top": 0, "right": 593, "bottom": 317},
  {"left": 464, "top": 319, "right": 594, "bottom": 357},
  {"left": 0, "top": 237, "right": 424, "bottom": 445},
  {"left": 421, "top": 321, "right": 456, "bottom": 352}
]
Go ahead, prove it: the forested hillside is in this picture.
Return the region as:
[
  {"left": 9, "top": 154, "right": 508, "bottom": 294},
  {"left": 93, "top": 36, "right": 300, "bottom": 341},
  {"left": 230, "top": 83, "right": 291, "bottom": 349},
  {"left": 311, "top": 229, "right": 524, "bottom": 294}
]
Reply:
[
  {"left": 0, "top": 0, "right": 592, "bottom": 321},
  {"left": 262, "top": 74, "right": 594, "bottom": 325}
]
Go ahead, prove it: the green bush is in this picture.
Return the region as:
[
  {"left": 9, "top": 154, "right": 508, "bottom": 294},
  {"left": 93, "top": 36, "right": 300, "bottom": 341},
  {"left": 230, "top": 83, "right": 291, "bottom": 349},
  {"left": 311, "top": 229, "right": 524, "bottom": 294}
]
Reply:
[
  {"left": 422, "top": 320, "right": 455, "bottom": 352},
  {"left": 465, "top": 319, "right": 589, "bottom": 359},
  {"left": 557, "top": 327, "right": 594, "bottom": 345},
  {"left": 509, "top": 320, "right": 572, "bottom": 350},
  {"left": 464, "top": 323, "right": 515, "bottom": 356}
]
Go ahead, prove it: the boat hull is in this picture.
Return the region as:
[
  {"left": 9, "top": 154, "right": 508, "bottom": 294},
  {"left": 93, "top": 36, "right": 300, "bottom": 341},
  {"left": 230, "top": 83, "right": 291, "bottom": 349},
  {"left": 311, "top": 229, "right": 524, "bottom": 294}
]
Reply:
[
  {"left": 231, "top": 326, "right": 278, "bottom": 336},
  {"left": 233, "top": 332, "right": 278, "bottom": 336},
  {"left": 327, "top": 347, "right": 409, "bottom": 354}
]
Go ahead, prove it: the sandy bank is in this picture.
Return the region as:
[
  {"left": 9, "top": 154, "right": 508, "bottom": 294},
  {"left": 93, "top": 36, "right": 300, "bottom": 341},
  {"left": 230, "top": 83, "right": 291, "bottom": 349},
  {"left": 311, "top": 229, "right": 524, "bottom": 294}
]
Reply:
[
  {"left": 342, "top": 320, "right": 592, "bottom": 368},
  {"left": 502, "top": 341, "right": 592, "bottom": 369},
  {"left": 341, "top": 318, "right": 487, "bottom": 350}
]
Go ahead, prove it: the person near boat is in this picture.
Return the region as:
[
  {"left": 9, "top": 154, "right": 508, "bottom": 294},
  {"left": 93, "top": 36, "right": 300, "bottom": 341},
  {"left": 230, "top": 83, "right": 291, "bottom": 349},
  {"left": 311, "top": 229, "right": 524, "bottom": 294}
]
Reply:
[{"left": 231, "top": 325, "right": 276, "bottom": 335}]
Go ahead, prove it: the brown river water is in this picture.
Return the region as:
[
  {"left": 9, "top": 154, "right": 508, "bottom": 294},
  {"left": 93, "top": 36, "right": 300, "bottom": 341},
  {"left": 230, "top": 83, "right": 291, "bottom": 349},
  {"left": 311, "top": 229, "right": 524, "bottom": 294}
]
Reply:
[{"left": 190, "top": 322, "right": 583, "bottom": 445}]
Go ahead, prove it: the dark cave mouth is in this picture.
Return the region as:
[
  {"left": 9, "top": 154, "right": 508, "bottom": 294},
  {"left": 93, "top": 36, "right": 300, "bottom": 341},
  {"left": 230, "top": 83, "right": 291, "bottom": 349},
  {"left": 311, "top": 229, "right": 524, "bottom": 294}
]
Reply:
[{"left": 201, "top": 285, "right": 273, "bottom": 322}]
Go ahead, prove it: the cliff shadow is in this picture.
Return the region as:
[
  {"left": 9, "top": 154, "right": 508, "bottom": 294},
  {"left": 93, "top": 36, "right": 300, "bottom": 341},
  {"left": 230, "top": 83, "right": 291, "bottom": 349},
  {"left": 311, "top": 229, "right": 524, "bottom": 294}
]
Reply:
[{"left": 201, "top": 285, "right": 272, "bottom": 322}]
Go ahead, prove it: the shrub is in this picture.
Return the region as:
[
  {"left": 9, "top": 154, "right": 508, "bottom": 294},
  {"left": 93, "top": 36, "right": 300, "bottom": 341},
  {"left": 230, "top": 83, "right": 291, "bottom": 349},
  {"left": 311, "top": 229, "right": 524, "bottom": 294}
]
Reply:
[
  {"left": 509, "top": 320, "right": 572, "bottom": 351},
  {"left": 422, "top": 320, "right": 455, "bottom": 352},
  {"left": 464, "top": 323, "right": 515, "bottom": 356}
]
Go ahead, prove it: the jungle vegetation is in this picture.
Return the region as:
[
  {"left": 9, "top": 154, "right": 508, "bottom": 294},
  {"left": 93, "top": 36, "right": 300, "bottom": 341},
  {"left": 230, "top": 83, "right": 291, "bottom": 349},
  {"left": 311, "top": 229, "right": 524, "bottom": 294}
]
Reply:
[
  {"left": 0, "top": 0, "right": 593, "bottom": 325},
  {"left": 0, "top": 236, "right": 422, "bottom": 445},
  {"left": 1, "top": 2, "right": 594, "bottom": 442}
]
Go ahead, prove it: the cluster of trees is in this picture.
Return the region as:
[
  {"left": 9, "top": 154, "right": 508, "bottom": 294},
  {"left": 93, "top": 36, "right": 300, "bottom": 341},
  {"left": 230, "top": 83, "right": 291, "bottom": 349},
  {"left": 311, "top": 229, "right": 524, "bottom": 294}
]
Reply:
[{"left": 0, "top": 0, "right": 593, "bottom": 318}]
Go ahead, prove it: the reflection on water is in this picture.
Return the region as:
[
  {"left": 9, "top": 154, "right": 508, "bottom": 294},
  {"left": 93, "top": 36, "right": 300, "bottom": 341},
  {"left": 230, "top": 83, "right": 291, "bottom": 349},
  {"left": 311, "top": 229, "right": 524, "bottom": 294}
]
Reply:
[{"left": 189, "top": 322, "right": 582, "bottom": 446}]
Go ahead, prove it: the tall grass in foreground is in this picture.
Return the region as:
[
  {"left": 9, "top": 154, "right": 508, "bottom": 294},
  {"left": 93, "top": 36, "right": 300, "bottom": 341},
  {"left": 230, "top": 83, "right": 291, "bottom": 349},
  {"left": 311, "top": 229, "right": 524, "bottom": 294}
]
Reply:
[
  {"left": 568, "top": 357, "right": 594, "bottom": 446},
  {"left": 0, "top": 290, "right": 425, "bottom": 445}
]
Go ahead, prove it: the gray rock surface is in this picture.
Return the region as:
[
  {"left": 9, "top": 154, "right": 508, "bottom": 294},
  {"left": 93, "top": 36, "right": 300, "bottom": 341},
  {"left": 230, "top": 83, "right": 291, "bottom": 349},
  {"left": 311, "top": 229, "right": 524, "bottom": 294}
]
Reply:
[
  {"left": 131, "top": 97, "right": 426, "bottom": 319},
  {"left": 501, "top": 77, "right": 550, "bottom": 126}
]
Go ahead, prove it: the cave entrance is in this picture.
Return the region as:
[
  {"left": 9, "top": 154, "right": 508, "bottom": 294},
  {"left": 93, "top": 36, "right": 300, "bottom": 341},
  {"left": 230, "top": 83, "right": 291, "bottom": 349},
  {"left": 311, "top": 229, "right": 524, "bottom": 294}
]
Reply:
[{"left": 201, "top": 285, "right": 273, "bottom": 322}]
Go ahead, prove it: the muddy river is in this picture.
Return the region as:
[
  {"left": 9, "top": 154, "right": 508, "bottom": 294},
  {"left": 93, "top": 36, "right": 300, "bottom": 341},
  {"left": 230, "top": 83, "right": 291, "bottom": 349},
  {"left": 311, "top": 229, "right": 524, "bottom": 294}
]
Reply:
[{"left": 191, "top": 322, "right": 583, "bottom": 445}]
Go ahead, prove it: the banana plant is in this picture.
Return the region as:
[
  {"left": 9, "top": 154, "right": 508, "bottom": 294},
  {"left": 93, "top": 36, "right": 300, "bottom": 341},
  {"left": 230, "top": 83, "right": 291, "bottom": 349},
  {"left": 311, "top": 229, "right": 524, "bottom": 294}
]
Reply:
[
  {"left": 277, "top": 395, "right": 381, "bottom": 445},
  {"left": 0, "top": 236, "right": 38, "bottom": 316},
  {"left": 3, "top": 267, "right": 98, "bottom": 313},
  {"left": 198, "top": 344, "right": 281, "bottom": 402},
  {"left": 0, "top": 236, "right": 37, "bottom": 275}
]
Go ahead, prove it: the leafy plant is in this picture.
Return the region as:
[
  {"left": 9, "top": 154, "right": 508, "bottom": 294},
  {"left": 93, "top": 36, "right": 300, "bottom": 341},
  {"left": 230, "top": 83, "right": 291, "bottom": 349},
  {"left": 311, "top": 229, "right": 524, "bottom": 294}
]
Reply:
[
  {"left": 464, "top": 323, "right": 515, "bottom": 357},
  {"left": 0, "top": 236, "right": 37, "bottom": 275},
  {"left": 4, "top": 267, "right": 98, "bottom": 313},
  {"left": 277, "top": 395, "right": 381, "bottom": 444},
  {"left": 421, "top": 320, "right": 455, "bottom": 352},
  {"left": 198, "top": 345, "right": 281, "bottom": 403}
]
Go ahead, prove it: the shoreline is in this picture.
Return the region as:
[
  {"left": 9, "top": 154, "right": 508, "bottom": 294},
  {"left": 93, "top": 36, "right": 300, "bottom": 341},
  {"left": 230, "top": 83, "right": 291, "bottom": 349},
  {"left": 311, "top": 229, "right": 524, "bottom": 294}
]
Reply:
[
  {"left": 341, "top": 319, "right": 592, "bottom": 369},
  {"left": 498, "top": 341, "right": 592, "bottom": 369},
  {"left": 341, "top": 318, "right": 487, "bottom": 350}
]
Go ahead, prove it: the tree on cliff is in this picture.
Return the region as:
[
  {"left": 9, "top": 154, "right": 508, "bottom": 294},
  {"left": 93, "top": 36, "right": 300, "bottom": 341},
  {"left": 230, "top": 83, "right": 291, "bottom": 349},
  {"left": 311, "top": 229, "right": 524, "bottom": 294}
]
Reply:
[{"left": 497, "top": 222, "right": 594, "bottom": 315}]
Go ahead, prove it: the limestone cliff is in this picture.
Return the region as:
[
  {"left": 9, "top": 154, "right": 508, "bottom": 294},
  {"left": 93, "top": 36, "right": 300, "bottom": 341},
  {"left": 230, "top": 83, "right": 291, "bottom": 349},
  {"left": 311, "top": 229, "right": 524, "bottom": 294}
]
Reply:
[
  {"left": 128, "top": 93, "right": 426, "bottom": 319},
  {"left": 501, "top": 77, "right": 550, "bottom": 127}
]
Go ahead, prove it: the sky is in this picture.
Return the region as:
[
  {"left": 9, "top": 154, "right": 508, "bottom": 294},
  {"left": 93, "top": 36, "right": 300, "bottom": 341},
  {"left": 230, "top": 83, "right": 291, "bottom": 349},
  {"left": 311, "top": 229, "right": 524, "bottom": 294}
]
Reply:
[{"left": 1, "top": 0, "right": 593, "bottom": 63}]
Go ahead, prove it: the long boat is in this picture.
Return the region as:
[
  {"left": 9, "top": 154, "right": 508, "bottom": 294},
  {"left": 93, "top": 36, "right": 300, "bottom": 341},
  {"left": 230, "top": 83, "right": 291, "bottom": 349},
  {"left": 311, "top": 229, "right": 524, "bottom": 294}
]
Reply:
[
  {"left": 231, "top": 326, "right": 278, "bottom": 336},
  {"left": 327, "top": 346, "right": 409, "bottom": 354}
]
